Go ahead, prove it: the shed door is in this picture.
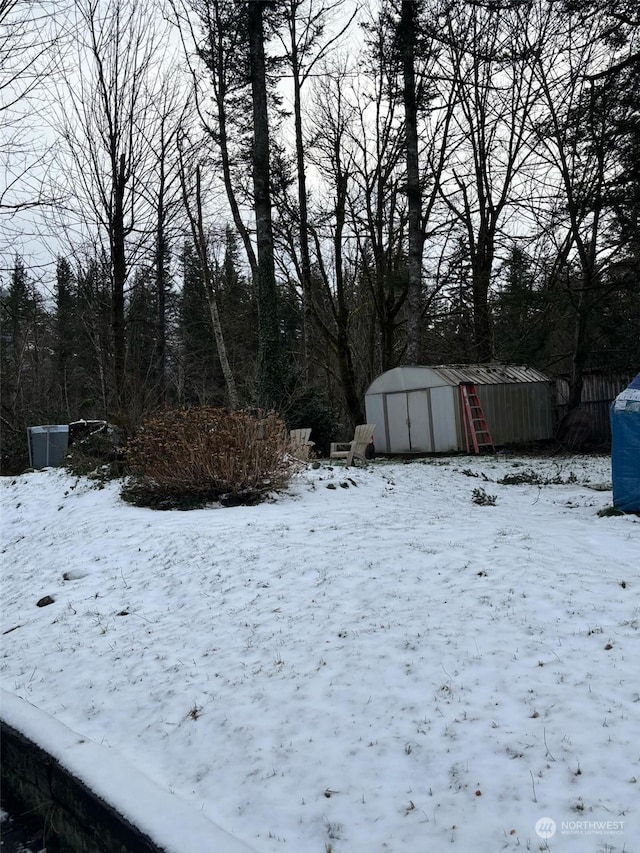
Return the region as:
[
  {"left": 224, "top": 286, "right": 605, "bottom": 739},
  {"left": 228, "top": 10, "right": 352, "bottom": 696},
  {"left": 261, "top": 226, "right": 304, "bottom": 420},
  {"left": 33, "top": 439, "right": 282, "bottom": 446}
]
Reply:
[
  {"left": 386, "top": 393, "right": 411, "bottom": 452},
  {"left": 385, "top": 391, "right": 434, "bottom": 452},
  {"left": 407, "top": 390, "right": 433, "bottom": 451},
  {"left": 431, "top": 385, "right": 458, "bottom": 451}
]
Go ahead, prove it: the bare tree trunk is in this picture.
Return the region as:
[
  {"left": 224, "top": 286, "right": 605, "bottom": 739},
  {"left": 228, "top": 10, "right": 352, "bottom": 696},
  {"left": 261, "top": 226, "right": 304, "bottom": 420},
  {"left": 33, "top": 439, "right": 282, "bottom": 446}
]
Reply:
[
  {"left": 310, "top": 172, "right": 365, "bottom": 427},
  {"left": 279, "top": 0, "right": 357, "bottom": 381},
  {"left": 196, "top": 169, "right": 239, "bottom": 410},
  {"left": 471, "top": 228, "right": 494, "bottom": 363},
  {"left": 191, "top": 0, "right": 258, "bottom": 278},
  {"left": 155, "top": 181, "right": 167, "bottom": 405},
  {"left": 291, "top": 38, "right": 314, "bottom": 380},
  {"left": 568, "top": 288, "right": 589, "bottom": 410},
  {"left": 334, "top": 172, "right": 365, "bottom": 425},
  {"left": 111, "top": 152, "right": 128, "bottom": 408},
  {"left": 179, "top": 153, "right": 239, "bottom": 409},
  {"left": 247, "top": 0, "right": 283, "bottom": 410},
  {"left": 400, "top": 0, "right": 424, "bottom": 365}
]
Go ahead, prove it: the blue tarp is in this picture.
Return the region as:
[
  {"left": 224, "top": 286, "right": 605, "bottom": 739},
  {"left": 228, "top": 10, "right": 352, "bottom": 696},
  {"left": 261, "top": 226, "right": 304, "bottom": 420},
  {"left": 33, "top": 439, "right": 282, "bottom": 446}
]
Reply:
[{"left": 610, "top": 374, "right": 640, "bottom": 512}]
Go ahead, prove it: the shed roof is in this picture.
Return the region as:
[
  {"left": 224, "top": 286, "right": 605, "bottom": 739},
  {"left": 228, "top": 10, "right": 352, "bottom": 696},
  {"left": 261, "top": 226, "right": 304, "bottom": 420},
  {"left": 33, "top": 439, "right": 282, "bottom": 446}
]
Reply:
[{"left": 366, "top": 364, "right": 550, "bottom": 395}]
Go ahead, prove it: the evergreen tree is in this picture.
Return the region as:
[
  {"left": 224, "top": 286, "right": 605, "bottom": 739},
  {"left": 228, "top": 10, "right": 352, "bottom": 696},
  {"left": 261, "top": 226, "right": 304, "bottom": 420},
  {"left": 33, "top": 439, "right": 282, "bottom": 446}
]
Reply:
[
  {"left": 605, "top": 54, "right": 640, "bottom": 264},
  {"left": 218, "top": 227, "right": 258, "bottom": 401},
  {"left": 246, "top": 0, "right": 285, "bottom": 409},
  {"left": 493, "top": 248, "right": 549, "bottom": 366},
  {"left": 178, "top": 242, "right": 223, "bottom": 405},
  {"left": 0, "top": 257, "right": 51, "bottom": 472},
  {"left": 75, "top": 258, "right": 113, "bottom": 416},
  {"left": 126, "top": 266, "right": 160, "bottom": 418},
  {"left": 54, "top": 256, "right": 78, "bottom": 419},
  {"left": 426, "top": 237, "right": 475, "bottom": 364}
]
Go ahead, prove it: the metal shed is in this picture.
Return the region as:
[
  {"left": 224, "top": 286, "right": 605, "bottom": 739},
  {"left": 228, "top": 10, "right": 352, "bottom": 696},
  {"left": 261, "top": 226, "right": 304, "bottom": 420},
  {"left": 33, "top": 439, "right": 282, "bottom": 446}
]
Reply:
[
  {"left": 365, "top": 364, "right": 553, "bottom": 453},
  {"left": 556, "top": 372, "right": 634, "bottom": 444},
  {"left": 27, "top": 425, "right": 69, "bottom": 469}
]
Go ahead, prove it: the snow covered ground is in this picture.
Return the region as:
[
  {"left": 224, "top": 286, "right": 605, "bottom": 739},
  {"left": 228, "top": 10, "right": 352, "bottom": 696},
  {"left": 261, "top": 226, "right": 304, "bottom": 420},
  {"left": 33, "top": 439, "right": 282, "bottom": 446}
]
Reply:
[{"left": 1, "top": 453, "right": 638, "bottom": 853}]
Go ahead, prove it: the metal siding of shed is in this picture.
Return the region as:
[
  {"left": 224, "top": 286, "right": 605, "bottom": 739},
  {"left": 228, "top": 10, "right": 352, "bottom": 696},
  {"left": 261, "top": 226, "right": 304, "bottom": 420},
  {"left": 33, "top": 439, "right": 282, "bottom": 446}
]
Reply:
[
  {"left": 532, "top": 382, "right": 554, "bottom": 439},
  {"left": 365, "top": 394, "right": 388, "bottom": 452},
  {"left": 556, "top": 373, "right": 633, "bottom": 406},
  {"left": 434, "top": 364, "right": 549, "bottom": 387},
  {"left": 431, "top": 385, "right": 461, "bottom": 451},
  {"left": 555, "top": 373, "right": 633, "bottom": 442},
  {"left": 476, "top": 382, "right": 553, "bottom": 444},
  {"left": 367, "top": 366, "right": 445, "bottom": 394},
  {"left": 366, "top": 364, "right": 548, "bottom": 396},
  {"left": 586, "top": 403, "right": 615, "bottom": 443},
  {"left": 407, "top": 391, "right": 433, "bottom": 451}
]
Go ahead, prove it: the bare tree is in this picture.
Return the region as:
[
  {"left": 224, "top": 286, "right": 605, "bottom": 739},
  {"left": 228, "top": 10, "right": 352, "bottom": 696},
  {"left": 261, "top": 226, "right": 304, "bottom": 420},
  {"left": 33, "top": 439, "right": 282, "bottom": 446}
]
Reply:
[
  {"left": 346, "top": 1, "right": 455, "bottom": 370},
  {"left": 436, "top": 0, "right": 542, "bottom": 363},
  {"left": 347, "top": 27, "right": 407, "bottom": 373},
  {"left": 136, "top": 72, "right": 188, "bottom": 405},
  {"left": 307, "top": 62, "right": 366, "bottom": 426},
  {"left": 177, "top": 137, "right": 239, "bottom": 409},
  {"left": 274, "top": 0, "right": 357, "bottom": 380},
  {"left": 170, "top": 0, "right": 285, "bottom": 408},
  {"left": 168, "top": 0, "right": 258, "bottom": 276},
  {"left": 0, "top": 0, "right": 63, "bottom": 263},
  {"left": 529, "top": 2, "right": 633, "bottom": 408},
  {"left": 54, "top": 0, "right": 169, "bottom": 412},
  {"left": 397, "top": 0, "right": 422, "bottom": 364}
]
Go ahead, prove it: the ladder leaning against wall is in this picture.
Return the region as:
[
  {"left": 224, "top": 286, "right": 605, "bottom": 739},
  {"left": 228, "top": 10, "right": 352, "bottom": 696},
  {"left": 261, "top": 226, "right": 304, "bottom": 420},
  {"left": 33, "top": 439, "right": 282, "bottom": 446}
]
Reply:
[{"left": 459, "top": 383, "right": 495, "bottom": 454}]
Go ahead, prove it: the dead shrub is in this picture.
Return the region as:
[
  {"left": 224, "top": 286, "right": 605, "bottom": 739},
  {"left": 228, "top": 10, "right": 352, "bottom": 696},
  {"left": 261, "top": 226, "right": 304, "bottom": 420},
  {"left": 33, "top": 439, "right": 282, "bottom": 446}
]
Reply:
[{"left": 121, "top": 407, "right": 293, "bottom": 509}]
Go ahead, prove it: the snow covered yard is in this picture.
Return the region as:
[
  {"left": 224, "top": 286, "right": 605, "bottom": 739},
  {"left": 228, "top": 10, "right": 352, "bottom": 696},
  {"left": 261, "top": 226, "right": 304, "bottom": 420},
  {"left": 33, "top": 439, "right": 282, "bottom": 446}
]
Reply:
[{"left": 1, "top": 453, "right": 638, "bottom": 853}]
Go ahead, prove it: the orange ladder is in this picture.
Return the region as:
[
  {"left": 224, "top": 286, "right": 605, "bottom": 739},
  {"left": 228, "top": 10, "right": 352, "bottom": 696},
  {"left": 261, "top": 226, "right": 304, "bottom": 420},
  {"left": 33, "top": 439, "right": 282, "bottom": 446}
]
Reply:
[{"left": 459, "top": 383, "right": 494, "bottom": 454}]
